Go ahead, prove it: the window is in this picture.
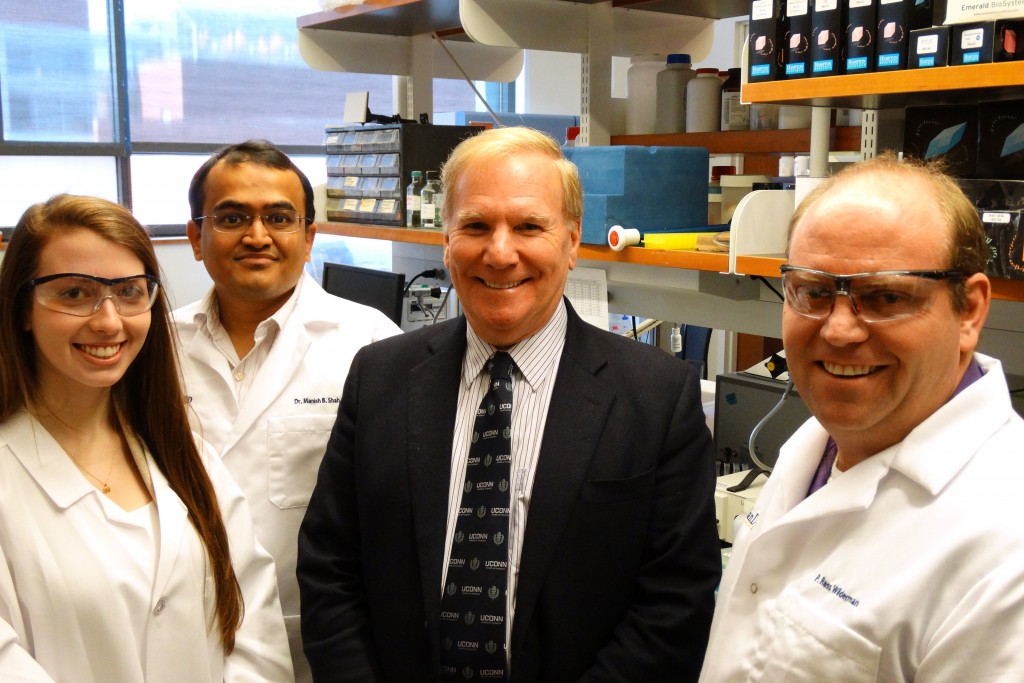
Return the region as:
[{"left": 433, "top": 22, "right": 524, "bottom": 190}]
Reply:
[{"left": 0, "top": 0, "right": 493, "bottom": 232}]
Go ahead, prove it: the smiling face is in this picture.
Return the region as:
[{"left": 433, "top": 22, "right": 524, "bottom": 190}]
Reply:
[
  {"left": 26, "top": 229, "right": 151, "bottom": 400},
  {"left": 187, "top": 160, "right": 315, "bottom": 313},
  {"left": 443, "top": 151, "right": 581, "bottom": 348},
  {"left": 783, "top": 171, "right": 987, "bottom": 463}
]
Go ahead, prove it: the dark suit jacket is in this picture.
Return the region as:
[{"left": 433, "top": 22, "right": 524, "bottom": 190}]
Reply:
[{"left": 298, "top": 303, "right": 720, "bottom": 682}]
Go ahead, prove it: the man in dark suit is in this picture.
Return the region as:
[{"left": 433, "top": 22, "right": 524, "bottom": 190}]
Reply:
[{"left": 297, "top": 126, "right": 720, "bottom": 682}]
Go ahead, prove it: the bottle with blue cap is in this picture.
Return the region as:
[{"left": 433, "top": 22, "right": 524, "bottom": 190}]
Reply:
[{"left": 654, "top": 53, "right": 695, "bottom": 134}]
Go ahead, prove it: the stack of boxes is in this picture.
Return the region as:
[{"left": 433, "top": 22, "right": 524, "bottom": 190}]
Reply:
[
  {"left": 746, "top": 1, "right": 1023, "bottom": 81},
  {"left": 323, "top": 123, "right": 480, "bottom": 226},
  {"left": 746, "top": 2, "right": 1024, "bottom": 281}
]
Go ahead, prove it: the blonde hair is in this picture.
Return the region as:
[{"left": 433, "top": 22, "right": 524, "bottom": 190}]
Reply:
[
  {"left": 788, "top": 153, "right": 986, "bottom": 312},
  {"left": 440, "top": 126, "right": 583, "bottom": 228}
]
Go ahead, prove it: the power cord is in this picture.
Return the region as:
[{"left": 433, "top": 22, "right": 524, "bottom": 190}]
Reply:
[
  {"left": 726, "top": 379, "right": 795, "bottom": 492},
  {"left": 750, "top": 275, "right": 785, "bottom": 302},
  {"left": 404, "top": 268, "right": 447, "bottom": 296}
]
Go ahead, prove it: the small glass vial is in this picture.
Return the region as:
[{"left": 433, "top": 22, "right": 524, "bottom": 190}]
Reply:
[
  {"left": 405, "top": 170, "right": 424, "bottom": 228},
  {"left": 420, "top": 171, "right": 442, "bottom": 230}
]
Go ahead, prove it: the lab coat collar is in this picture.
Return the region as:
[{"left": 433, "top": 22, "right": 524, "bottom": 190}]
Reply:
[
  {"left": 0, "top": 411, "right": 97, "bottom": 509},
  {"left": 888, "top": 353, "right": 1012, "bottom": 496},
  {"left": 773, "top": 353, "right": 1012, "bottom": 525}
]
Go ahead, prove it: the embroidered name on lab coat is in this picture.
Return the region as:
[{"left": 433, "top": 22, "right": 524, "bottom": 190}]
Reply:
[
  {"left": 293, "top": 396, "right": 341, "bottom": 405},
  {"left": 814, "top": 574, "right": 861, "bottom": 607}
]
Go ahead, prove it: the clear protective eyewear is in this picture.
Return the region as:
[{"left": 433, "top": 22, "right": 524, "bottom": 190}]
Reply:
[
  {"left": 197, "top": 209, "right": 312, "bottom": 233},
  {"left": 23, "top": 272, "right": 160, "bottom": 317},
  {"left": 779, "top": 265, "right": 965, "bottom": 323}
]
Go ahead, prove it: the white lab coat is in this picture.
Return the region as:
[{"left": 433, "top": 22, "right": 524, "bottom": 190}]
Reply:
[
  {"left": 701, "top": 353, "right": 1024, "bottom": 682},
  {"left": 173, "top": 272, "right": 401, "bottom": 681},
  {"left": 0, "top": 411, "right": 293, "bottom": 683}
]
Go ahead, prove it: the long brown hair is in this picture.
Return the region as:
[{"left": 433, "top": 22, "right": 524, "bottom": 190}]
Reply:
[{"left": 0, "top": 194, "right": 244, "bottom": 651}]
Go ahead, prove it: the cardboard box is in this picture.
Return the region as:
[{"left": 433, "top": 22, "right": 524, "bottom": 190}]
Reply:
[
  {"left": 953, "top": 22, "right": 996, "bottom": 64},
  {"left": 911, "top": 0, "right": 941, "bottom": 29},
  {"left": 844, "top": 0, "right": 877, "bottom": 73},
  {"left": 909, "top": 25, "right": 951, "bottom": 68},
  {"left": 567, "top": 146, "right": 709, "bottom": 245},
  {"left": 995, "top": 19, "right": 1024, "bottom": 60},
  {"left": 875, "top": 0, "right": 925, "bottom": 70},
  {"left": 810, "top": 0, "right": 845, "bottom": 76},
  {"left": 958, "top": 178, "right": 1024, "bottom": 209},
  {"left": 982, "top": 210, "right": 1024, "bottom": 279},
  {"left": 903, "top": 104, "right": 979, "bottom": 177},
  {"left": 783, "top": 0, "right": 813, "bottom": 78},
  {"left": 749, "top": 0, "right": 784, "bottom": 81},
  {"left": 978, "top": 99, "right": 1024, "bottom": 180}
]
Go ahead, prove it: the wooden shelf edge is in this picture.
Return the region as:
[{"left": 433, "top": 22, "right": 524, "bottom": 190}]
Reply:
[
  {"left": 579, "top": 244, "right": 729, "bottom": 270},
  {"left": 318, "top": 222, "right": 446, "bottom": 246},
  {"left": 743, "top": 62, "right": 1024, "bottom": 108},
  {"left": 611, "top": 126, "right": 860, "bottom": 153},
  {"left": 318, "top": 222, "right": 729, "bottom": 271},
  {"left": 734, "top": 254, "right": 785, "bottom": 278},
  {"left": 298, "top": 0, "right": 421, "bottom": 28}
]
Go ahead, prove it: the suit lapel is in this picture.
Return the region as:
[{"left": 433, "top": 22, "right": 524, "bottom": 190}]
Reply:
[
  {"left": 407, "top": 320, "right": 467, "bottom": 626},
  {"left": 511, "top": 313, "right": 613, "bottom": 652}
]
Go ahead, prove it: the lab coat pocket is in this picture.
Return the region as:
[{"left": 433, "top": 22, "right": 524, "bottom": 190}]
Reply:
[
  {"left": 754, "top": 586, "right": 881, "bottom": 681},
  {"left": 267, "top": 414, "right": 337, "bottom": 509}
]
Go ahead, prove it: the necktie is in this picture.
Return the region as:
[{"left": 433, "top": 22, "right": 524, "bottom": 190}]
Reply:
[{"left": 440, "top": 351, "right": 515, "bottom": 681}]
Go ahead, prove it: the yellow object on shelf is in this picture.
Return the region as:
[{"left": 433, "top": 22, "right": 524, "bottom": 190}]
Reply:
[{"left": 643, "top": 231, "right": 723, "bottom": 251}]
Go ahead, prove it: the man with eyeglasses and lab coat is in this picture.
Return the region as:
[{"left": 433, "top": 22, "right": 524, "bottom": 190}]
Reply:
[
  {"left": 173, "top": 139, "right": 402, "bottom": 683},
  {"left": 701, "top": 153, "right": 1024, "bottom": 682}
]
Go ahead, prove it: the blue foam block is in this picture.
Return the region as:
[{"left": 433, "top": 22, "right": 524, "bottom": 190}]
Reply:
[{"left": 567, "top": 145, "right": 709, "bottom": 245}]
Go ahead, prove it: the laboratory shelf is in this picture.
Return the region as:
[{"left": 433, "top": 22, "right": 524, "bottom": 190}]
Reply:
[
  {"left": 298, "top": 1, "right": 462, "bottom": 36},
  {"left": 734, "top": 254, "right": 786, "bottom": 279},
  {"left": 297, "top": 0, "right": 747, "bottom": 35},
  {"left": 742, "top": 62, "right": 1024, "bottom": 110},
  {"left": 611, "top": 126, "right": 862, "bottom": 154},
  {"left": 316, "top": 222, "right": 729, "bottom": 271}
]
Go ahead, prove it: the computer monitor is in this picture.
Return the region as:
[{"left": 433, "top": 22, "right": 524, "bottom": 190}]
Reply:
[
  {"left": 714, "top": 372, "right": 813, "bottom": 475},
  {"left": 321, "top": 262, "right": 406, "bottom": 327}
]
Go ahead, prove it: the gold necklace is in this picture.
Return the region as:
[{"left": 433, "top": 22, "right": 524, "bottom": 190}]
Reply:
[{"left": 71, "top": 454, "right": 116, "bottom": 494}]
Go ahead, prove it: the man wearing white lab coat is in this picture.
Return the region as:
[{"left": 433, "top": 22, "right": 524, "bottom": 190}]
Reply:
[
  {"left": 702, "top": 154, "right": 1024, "bottom": 681},
  {"left": 174, "top": 140, "right": 401, "bottom": 683}
]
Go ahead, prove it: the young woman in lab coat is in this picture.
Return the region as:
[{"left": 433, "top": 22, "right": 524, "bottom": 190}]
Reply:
[{"left": 0, "top": 194, "right": 293, "bottom": 682}]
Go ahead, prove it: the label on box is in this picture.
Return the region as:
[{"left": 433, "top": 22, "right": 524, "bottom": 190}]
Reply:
[
  {"left": 917, "top": 34, "right": 939, "bottom": 53},
  {"left": 358, "top": 198, "right": 377, "bottom": 212},
  {"left": 850, "top": 0, "right": 872, "bottom": 7},
  {"left": 962, "top": 28, "right": 985, "bottom": 48},
  {"left": 752, "top": 0, "right": 774, "bottom": 20},
  {"left": 881, "top": 0, "right": 900, "bottom": 4},
  {"left": 985, "top": 212, "right": 1013, "bottom": 223},
  {"left": 788, "top": 0, "right": 810, "bottom": 15},
  {"left": 946, "top": 1, "right": 1024, "bottom": 25},
  {"left": 379, "top": 199, "right": 397, "bottom": 214},
  {"left": 344, "top": 176, "right": 359, "bottom": 187},
  {"left": 342, "top": 198, "right": 359, "bottom": 211},
  {"left": 816, "top": 0, "right": 838, "bottom": 8}
]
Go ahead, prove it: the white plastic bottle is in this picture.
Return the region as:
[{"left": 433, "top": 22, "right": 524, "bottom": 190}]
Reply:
[
  {"left": 654, "top": 53, "right": 695, "bottom": 134},
  {"left": 625, "top": 54, "right": 665, "bottom": 135},
  {"left": 685, "top": 68, "right": 723, "bottom": 133}
]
